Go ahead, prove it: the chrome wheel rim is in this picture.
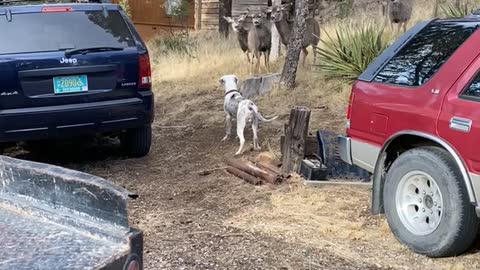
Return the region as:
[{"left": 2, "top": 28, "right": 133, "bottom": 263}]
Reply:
[{"left": 395, "top": 170, "right": 443, "bottom": 236}]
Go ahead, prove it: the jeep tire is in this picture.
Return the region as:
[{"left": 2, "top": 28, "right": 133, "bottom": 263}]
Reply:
[
  {"left": 383, "top": 146, "right": 479, "bottom": 257},
  {"left": 123, "top": 125, "right": 152, "bottom": 158}
]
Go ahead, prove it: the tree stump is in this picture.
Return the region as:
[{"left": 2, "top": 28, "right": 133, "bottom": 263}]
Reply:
[
  {"left": 282, "top": 106, "right": 311, "bottom": 173},
  {"left": 280, "top": 0, "right": 308, "bottom": 89}
]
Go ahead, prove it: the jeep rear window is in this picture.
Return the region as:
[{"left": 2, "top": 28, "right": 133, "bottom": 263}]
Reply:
[
  {"left": 0, "top": 10, "right": 135, "bottom": 55},
  {"left": 374, "top": 21, "right": 478, "bottom": 87}
]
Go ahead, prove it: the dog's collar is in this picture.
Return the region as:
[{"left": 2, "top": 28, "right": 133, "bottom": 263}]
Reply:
[{"left": 225, "top": 89, "right": 240, "bottom": 96}]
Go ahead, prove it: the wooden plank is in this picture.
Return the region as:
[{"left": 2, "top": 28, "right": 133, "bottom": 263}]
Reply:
[
  {"left": 202, "top": 2, "right": 219, "bottom": 8},
  {"left": 202, "top": 8, "right": 219, "bottom": 14},
  {"left": 201, "top": 14, "right": 219, "bottom": 20},
  {"left": 201, "top": 18, "right": 219, "bottom": 22},
  {"left": 282, "top": 107, "right": 311, "bottom": 174},
  {"left": 201, "top": 22, "right": 219, "bottom": 26},
  {"left": 195, "top": 0, "right": 201, "bottom": 29}
]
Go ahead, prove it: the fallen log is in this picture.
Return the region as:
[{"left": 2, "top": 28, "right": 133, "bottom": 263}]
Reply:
[
  {"left": 226, "top": 166, "right": 262, "bottom": 185},
  {"left": 257, "top": 161, "right": 283, "bottom": 176},
  {"left": 225, "top": 157, "right": 282, "bottom": 184}
]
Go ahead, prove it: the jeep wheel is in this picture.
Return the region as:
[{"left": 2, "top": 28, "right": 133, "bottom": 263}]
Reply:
[
  {"left": 384, "top": 146, "right": 479, "bottom": 257},
  {"left": 123, "top": 126, "right": 152, "bottom": 158}
]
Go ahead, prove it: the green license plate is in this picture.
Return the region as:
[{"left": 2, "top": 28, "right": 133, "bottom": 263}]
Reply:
[{"left": 53, "top": 75, "right": 88, "bottom": 94}]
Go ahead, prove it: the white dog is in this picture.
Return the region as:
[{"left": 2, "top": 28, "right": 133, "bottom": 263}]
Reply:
[{"left": 219, "top": 74, "right": 277, "bottom": 155}]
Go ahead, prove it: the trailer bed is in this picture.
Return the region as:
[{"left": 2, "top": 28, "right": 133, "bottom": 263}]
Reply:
[{"left": 0, "top": 156, "right": 143, "bottom": 270}]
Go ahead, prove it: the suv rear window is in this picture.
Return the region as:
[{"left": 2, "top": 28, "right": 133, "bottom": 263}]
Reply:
[
  {"left": 374, "top": 21, "right": 478, "bottom": 87},
  {"left": 0, "top": 10, "right": 135, "bottom": 55}
]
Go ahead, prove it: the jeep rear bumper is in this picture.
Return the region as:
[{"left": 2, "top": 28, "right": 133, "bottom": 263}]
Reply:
[
  {"left": 0, "top": 92, "right": 154, "bottom": 142},
  {"left": 337, "top": 135, "right": 353, "bottom": 165}
]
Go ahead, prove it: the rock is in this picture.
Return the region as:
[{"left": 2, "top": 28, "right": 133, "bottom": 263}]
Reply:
[{"left": 239, "top": 73, "right": 280, "bottom": 100}]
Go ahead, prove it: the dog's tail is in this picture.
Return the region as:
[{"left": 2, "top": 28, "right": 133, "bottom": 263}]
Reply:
[{"left": 249, "top": 103, "right": 278, "bottom": 123}]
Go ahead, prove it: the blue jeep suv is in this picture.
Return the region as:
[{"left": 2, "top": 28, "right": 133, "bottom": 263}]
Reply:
[{"left": 0, "top": 2, "right": 154, "bottom": 157}]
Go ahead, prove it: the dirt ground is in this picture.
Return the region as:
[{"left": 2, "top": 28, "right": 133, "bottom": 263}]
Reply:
[{"left": 6, "top": 78, "right": 480, "bottom": 270}]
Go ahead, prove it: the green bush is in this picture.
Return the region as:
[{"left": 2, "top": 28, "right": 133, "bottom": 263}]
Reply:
[
  {"left": 151, "top": 31, "right": 197, "bottom": 58},
  {"left": 119, "top": 0, "right": 131, "bottom": 18},
  {"left": 315, "top": 22, "right": 392, "bottom": 82},
  {"left": 441, "top": 2, "right": 474, "bottom": 18}
]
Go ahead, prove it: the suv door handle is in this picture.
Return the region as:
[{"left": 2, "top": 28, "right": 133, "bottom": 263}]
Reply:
[{"left": 450, "top": 117, "right": 472, "bottom": 133}]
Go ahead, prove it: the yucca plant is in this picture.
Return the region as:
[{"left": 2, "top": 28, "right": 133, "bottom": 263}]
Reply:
[
  {"left": 441, "top": 2, "right": 474, "bottom": 18},
  {"left": 315, "top": 22, "right": 392, "bottom": 82}
]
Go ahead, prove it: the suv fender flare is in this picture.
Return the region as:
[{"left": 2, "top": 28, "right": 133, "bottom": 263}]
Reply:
[{"left": 371, "top": 130, "right": 476, "bottom": 214}]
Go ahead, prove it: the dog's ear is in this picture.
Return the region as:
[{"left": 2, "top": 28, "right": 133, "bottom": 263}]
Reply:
[
  {"left": 218, "top": 78, "right": 225, "bottom": 84},
  {"left": 234, "top": 76, "right": 238, "bottom": 84}
]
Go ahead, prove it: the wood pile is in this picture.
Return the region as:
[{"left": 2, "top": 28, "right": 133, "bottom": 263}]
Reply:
[{"left": 225, "top": 157, "right": 284, "bottom": 185}]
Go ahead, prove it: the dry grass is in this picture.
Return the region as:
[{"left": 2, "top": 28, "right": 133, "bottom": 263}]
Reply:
[{"left": 226, "top": 184, "right": 480, "bottom": 270}]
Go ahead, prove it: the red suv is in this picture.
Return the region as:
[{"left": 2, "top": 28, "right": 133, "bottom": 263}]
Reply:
[{"left": 339, "top": 18, "right": 480, "bottom": 257}]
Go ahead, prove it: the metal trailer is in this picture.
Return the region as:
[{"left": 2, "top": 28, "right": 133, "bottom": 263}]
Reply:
[{"left": 0, "top": 156, "right": 143, "bottom": 270}]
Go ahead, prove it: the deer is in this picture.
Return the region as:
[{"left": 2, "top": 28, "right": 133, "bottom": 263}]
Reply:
[
  {"left": 269, "top": 3, "right": 320, "bottom": 66},
  {"left": 247, "top": 8, "right": 272, "bottom": 75},
  {"left": 224, "top": 13, "right": 252, "bottom": 64},
  {"left": 382, "top": 0, "right": 413, "bottom": 33}
]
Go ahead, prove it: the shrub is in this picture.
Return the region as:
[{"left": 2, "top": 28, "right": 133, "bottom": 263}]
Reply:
[
  {"left": 119, "top": 0, "right": 131, "bottom": 18},
  {"left": 315, "top": 21, "right": 392, "bottom": 82},
  {"left": 150, "top": 31, "right": 197, "bottom": 59},
  {"left": 441, "top": 2, "right": 474, "bottom": 18}
]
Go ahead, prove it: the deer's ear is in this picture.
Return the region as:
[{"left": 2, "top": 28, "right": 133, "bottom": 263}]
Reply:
[
  {"left": 264, "top": 7, "right": 272, "bottom": 13},
  {"left": 223, "top": 16, "right": 233, "bottom": 23}
]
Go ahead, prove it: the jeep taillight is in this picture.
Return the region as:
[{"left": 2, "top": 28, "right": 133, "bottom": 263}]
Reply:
[
  {"left": 138, "top": 54, "right": 152, "bottom": 89},
  {"left": 347, "top": 91, "right": 354, "bottom": 120},
  {"left": 346, "top": 91, "right": 354, "bottom": 129}
]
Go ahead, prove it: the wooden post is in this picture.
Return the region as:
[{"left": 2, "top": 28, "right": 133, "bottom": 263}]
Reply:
[
  {"left": 282, "top": 106, "right": 311, "bottom": 174},
  {"left": 219, "top": 0, "right": 232, "bottom": 37},
  {"left": 195, "top": 0, "right": 202, "bottom": 30},
  {"left": 270, "top": 0, "right": 282, "bottom": 61}
]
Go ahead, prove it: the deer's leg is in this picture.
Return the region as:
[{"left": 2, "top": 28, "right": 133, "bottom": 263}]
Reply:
[
  {"left": 264, "top": 50, "right": 271, "bottom": 73},
  {"left": 302, "top": 48, "right": 308, "bottom": 67},
  {"left": 397, "top": 23, "right": 402, "bottom": 34},
  {"left": 255, "top": 51, "right": 260, "bottom": 75},
  {"left": 403, "top": 22, "right": 407, "bottom": 33},
  {"left": 313, "top": 46, "right": 317, "bottom": 66},
  {"left": 245, "top": 51, "right": 251, "bottom": 64},
  {"left": 249, "top": 51, "right": 256, "bottom": 75},
  {"left": 267, "top": 50, "right": 271, "bottom": 73}
]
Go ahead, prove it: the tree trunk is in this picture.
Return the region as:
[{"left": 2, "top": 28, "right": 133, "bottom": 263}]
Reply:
[
  {"left": 281, "top": 106, "right": 311, "bottom": 174},
  {"left": 270, "top": 0, "right": 282, "bottom": 61},
  {"left": 219, "top": 0, "right": 232, "bottom": 38},
  {"left": 280, "top": 0, "right": 308, "bottom": 89}
]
